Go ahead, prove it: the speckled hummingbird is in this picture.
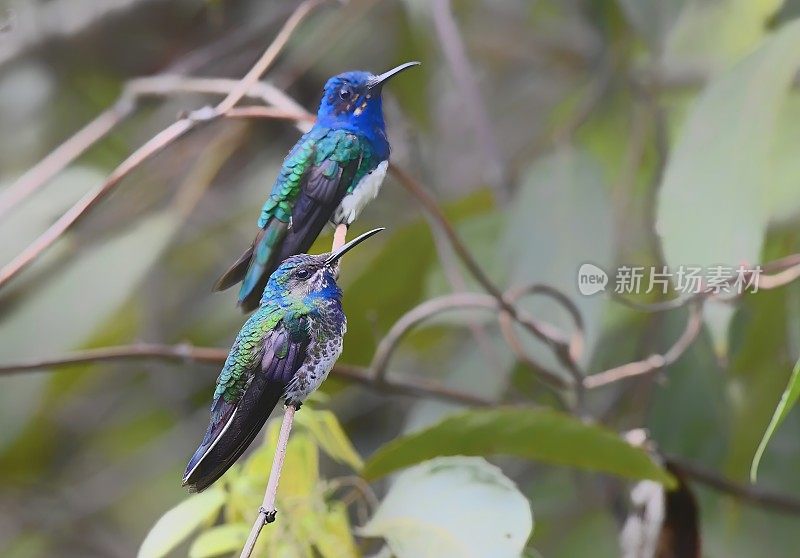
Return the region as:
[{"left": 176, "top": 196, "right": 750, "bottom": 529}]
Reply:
[
  {"left": 215, "top": 62, "right": 419, "bottom": 311},
  {"left": 183, "top": 228, "right": 383, "bottom": 492}
]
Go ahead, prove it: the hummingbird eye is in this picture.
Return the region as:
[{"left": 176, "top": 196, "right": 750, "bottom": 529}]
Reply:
[{"left": 295, "top": 268, "right": 311, "bottom": 280}]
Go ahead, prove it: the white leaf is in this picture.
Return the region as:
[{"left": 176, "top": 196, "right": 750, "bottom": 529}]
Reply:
[{"left": 359, "top": 456, "right": 533, "bottom": 558}]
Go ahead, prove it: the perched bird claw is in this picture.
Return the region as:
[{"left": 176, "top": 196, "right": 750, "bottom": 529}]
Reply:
[{"left": 261, "top": 507, "right": 277, "bottom": 524}]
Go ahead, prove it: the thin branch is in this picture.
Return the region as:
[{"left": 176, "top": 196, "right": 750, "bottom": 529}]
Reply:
[
  {"left": 0, "top": 0, "right": 326, "bottom": 291},
  {"left": 0, "top": 100, "right": 131, "bottom": 219},
  {"left": 0, "top": 344, "right": 492, "bottom": 406},
  {"left": 241, "top": 404, "right": 296, "bottom": 558},
  {"left": 584, "top": 301, "right": 704, "bottom": 389},
  {"left": 667, "top": 456, "right": 800, "bottom": 516},
  {"left": 369, "top": 292, "right": 499, "bottom": 382},
  {"left": 431, "top": 0, "right": 507, "bottom": 202},
  {"left": 387, "top": 163, "right": 581, "bottom": 377},
  {"left": 214, "top": 0, "right": 327, "bottom": 114},
  {"left": 0, "top": 76, "right": 310, "bottom": 220}
]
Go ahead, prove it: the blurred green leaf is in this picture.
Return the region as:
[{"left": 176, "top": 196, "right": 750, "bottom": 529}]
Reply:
[
  {"left": 726, "top": 275, "right": 795, "bottom": 478},
  {"left": 137, "top": 488, "right": 225, "bottom": 558},
  {"left": 276, "top": 431, "right": 319, "bottom": 501},
  {"left": 617, "top": 0, "right": 686, "bottom": 50},
  {"left": 768, "top": 91, "right": 800, "bottom": 222},
  {"left": 312, "top": 502, "right": 360, "bottom": 558},
  {"left": 657, "top": 18, "right": 800, "bottom": 351},
  {"left": 502, "top": 147, "right": 613, "bottom": 376},
  {"left": 341, "top": 189, "right": 494, "bottom": 364},
  {"left": 665, "top": 0, "right": 785, "bottom": 69},
  {"left": 362, "top": 408, "right": 675, "bottom": 486},
  {"left": 188, "top": 523, "right": 249, "bottom": 558},
  {"left": 0, "top": 210, "right": 181, "bottom": 452},
  {"left": 750, "top": 355, "right": 800, "bottom": 481},
  {"left": 360, "top": 456, "right": 532, "bottom": 558},
  {"left": 295, "top": 408, "right": 363, "bottom": 470}
]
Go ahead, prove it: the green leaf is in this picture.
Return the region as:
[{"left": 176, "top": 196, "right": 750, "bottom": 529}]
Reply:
[
  {"left": 359, "top": 456, "right": 532, "bottom": 558},
  {"left": 313, "top": 502, "right": 360, "bottom": 558},
  {"left": 502, "top": 148, "right": 613, "bottom": 376},
  {"left": 188, "top": 523, "right": 249, "bottom": 558},
  {"left": 617, "top": 0, "right": 686, "bottom": 50},
  {"left": 295, "top": 408, "right": 363, "bottom": 470},
  {"left": 0, "top": 209, "right": 180, "bottom": 452},
  {"left": 362, "top": 408, "right": 675, "bottom": 487},
  {"left": 657, "top": 18, "right": 800, "bottom": 351},
  {"left": 138, "top": 488, "right": 225, "bottom": 558},
  {"left": 750, "top": 355, "right": 800, "bottom": 481},
  {"left": 665, "top": 0, "right": 785, "bottom": 70}
]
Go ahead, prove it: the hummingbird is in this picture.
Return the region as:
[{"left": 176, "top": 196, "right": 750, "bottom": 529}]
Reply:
[
  {"left": 214, "top": 61, "right": 419, "bottom": 311},
  {"left": 183, "top": 228, "right": 384, "bottom": 492}
]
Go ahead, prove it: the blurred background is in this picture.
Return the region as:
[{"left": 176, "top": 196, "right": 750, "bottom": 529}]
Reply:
[{"left": 2, "top": 0, "right": 800, "bottom": 556}]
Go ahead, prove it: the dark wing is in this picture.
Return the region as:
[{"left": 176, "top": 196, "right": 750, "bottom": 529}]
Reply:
[
  {"left": 182, "top": 319, "right": 310, "bottom": 492},
  {"left": 215, "top": 131, "right": 362, "bottom": 312},
  {"left": 278, "top": 155, "right": 359, "bottom": 256}
]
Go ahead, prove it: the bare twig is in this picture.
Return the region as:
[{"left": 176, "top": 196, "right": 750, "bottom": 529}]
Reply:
[
  {"left": 215, "top": 0, "right": 326, "bottom": 114},
  {"left": 0, "top": 76, "right": 311, "bottom": 220},
  {"left": 0, "top": 344, "right": 492, "bottom": 406},
  {"left": 584, "top": 301, "right": 704, "bottom": 389},
  {"left": 667, "top": 456, "right": 800, "bottom": 515},
  {"left": 369, "top": 292, "right": 499, "bottom": 382},
  {"left": 431, "top": 0, "right": 507, "bottom": 201},
  {"left": 241, "top": 404, "right": 296, "bottom": 557},
  {"left": 388, "top": 163, "right": 580, "bottom": 375},
  {"left": 0, "top": 0, "right": 326, "bottom": 291},
  {"left": 0, "top": 101, "right": 130, "bottom": 219}
]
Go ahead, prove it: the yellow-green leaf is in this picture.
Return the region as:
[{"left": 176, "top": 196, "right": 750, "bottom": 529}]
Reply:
[
  {"left": 314, "top": 503, "right": 360, "bottom": 558},
  {"left": 277, "top": 432, "right": 319, "bottom": 500},
  {"left": 296, "top": 408, "right": 363, "bottom": 470},
  {"left": 362, "top": 408, "right": 674, "bottom": 487},
  {"left": 188, "top": 523, "right": 249, "bottom": 558},
  {"left": 138, "top": 489, "right": 225, "bottom": 558},
  {"left": 750, "top": 355, "right": 800, "bottom": 481}
]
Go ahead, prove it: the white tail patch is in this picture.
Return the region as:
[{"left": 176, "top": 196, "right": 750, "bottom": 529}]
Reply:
[{"left": 183, "top": 406, "right": 239, "bottom": 484}]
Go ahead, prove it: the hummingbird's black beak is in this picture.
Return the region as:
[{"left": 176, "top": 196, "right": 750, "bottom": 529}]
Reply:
[
  {"left": 367, "top": 61, "right": 420, "bottom": 90},
  {"left": 325, "top": 228, "right": 385, "bottom": 266}
]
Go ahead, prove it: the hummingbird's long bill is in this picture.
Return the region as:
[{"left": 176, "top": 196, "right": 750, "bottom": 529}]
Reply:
[
  {"left": 368, "top": 61, "right": 421, "bottom": 89},
  {"left": 325, "top": 227, "right": 385, "bottom": 265}
]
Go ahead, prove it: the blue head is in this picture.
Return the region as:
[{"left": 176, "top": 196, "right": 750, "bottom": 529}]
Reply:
[
  {"left": 315, "top": 62, "right": 420, "bottom": 148},
  {"left": 262, "top": 228, "right": 385, "bottom": 307}
]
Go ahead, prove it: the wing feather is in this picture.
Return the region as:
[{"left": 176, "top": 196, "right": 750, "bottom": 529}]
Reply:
[{"left": 182, "top": 318, "right": 310, "bottom": 492}]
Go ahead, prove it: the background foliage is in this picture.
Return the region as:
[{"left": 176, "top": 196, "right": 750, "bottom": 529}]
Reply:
[{"left": 2, "top": 0, "right": 800, "bottom": 556}]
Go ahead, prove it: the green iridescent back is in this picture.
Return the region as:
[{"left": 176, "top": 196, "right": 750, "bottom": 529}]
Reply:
[{"left": 257, "top": 127, "right": 378, "bottom": 228}]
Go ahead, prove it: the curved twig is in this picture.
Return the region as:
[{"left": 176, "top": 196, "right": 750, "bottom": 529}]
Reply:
[
  {"left": 584, "top": 301, "right": 704, "bottom": 389},
  {"left": 369, "top": 292, "right": 500, "bottom": 382},
  {"left": 387, "top": 164, "right": 582, "bottom": 377}
]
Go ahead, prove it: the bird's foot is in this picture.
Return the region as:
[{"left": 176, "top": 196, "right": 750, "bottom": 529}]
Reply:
[{"left": 260, "top": 506, "right": 277, "bottom": 524}]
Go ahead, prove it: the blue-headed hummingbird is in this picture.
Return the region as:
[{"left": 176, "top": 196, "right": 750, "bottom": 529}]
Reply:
[
  {"left": 215, "top": 62, "right": 419, "bottom": 311},
  {"left": 184, "top": 228, "right": 383, "bottom": 492}
]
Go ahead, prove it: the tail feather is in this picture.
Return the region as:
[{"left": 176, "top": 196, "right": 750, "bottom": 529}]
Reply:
[
  {"left": 214, "top": 241, "right": 257, "bottom": 292},
  {"left": 237, "top": 220, "right": 289, "bottom": 311},
  {"left": 182, "top": 377, "right": 285, "bottom": 492}
]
